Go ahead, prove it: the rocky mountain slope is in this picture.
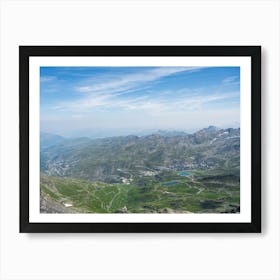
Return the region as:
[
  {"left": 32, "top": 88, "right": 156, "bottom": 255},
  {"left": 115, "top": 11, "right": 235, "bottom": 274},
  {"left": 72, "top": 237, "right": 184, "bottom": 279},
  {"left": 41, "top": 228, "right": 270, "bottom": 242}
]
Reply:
[{"left": 40, "top": 127, "right": 240, "bottom": 184}]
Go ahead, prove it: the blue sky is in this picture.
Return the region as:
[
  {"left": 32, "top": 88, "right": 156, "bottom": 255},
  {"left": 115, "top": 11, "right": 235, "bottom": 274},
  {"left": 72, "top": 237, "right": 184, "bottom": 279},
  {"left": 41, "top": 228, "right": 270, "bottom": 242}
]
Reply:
[{"left": 40, "top": 66, "right": 240, "bottom": 138}]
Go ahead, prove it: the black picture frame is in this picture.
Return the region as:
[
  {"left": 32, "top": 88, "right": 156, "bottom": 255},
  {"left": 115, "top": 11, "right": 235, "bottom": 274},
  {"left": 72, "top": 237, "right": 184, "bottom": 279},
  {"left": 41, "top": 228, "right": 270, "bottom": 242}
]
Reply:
[{"left": 20, "top": 46, "right": 261, "bottom": 233}]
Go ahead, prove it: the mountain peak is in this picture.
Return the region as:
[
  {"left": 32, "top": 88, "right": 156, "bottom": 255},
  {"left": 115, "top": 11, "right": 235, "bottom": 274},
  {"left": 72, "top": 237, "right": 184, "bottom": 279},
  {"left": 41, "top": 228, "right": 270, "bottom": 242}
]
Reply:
[
  {"left": 205, "top": 125, "right": 219, "bottom": 132},
  {"left": 40, "top": 132, "right": 65, "bottom": 150},
  {"left": 196, "top": 126, "right": 220, "bottom": 134},
  {"left": 154, "top": 130, "right": 188, "bottom": 137}
]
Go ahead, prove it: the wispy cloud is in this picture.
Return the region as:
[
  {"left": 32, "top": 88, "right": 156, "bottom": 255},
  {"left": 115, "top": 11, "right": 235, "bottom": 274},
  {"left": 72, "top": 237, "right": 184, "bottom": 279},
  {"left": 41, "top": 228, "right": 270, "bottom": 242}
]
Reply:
[
  {"left": 222, "top": 75, "right": 239, "bottom": 85},
  {"left": 40, "top": 76, "right": 56, "bottom": 82},
  {"left": 54, "top": 67, "right": 206, "bottom": 112},
  {"left": 54, "top": 88, "right": 239, "bottom": 115},
  {"left": 75, "top": 67, "right": 203, "bottom": 94}
]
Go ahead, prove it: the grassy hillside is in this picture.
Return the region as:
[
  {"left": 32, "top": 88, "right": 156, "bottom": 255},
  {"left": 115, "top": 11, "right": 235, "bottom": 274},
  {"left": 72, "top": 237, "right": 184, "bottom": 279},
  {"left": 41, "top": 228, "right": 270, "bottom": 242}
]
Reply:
[{"left": 40, "top": 168, "right": 240, "bottom": 214}]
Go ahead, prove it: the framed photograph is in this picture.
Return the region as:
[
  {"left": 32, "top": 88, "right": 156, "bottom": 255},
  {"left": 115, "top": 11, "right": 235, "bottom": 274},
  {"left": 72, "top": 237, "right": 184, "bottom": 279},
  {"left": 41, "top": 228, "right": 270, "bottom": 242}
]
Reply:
[{"left": 20, "top": 46, "right": 261, "bottom": 233}]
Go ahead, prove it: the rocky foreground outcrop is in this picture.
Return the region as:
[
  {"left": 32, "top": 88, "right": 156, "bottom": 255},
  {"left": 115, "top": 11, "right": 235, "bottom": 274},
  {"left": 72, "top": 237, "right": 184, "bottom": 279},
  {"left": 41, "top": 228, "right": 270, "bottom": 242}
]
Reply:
[{"left": 40, "top": 192, "right": 75, "bottom": 213}]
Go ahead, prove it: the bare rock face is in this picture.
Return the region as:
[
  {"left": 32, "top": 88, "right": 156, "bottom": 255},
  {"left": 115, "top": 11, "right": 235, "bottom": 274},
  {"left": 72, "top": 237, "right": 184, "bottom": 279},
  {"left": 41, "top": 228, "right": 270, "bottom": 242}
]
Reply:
[{"left": 40, "top": 193, "right": 75, "bottom": 213}]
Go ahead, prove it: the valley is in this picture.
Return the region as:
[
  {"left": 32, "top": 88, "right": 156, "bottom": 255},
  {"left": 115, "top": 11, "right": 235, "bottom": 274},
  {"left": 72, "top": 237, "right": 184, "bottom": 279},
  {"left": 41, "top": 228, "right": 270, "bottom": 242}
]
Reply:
[{"left": 40, "top": 126, "right": 240, "bottom": 214}]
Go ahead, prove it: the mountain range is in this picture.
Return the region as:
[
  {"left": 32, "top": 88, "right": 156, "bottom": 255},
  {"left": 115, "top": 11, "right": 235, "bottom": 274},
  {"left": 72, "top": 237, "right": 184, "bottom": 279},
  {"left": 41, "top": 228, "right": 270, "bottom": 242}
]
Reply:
[
  {"left": 40, "top": 126, "right": 240, "bottom": 183},
  {"left": 40, "top": 126, "right": 240, "bottom": 214}
]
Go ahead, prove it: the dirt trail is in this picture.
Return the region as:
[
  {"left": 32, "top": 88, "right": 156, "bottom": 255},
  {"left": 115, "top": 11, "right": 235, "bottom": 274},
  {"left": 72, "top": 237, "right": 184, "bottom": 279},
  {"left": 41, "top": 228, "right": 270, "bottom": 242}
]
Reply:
[
  {"left": 107, "top": 186, "right": 121, "bottom": 210},
  {"left": 196, "top": 187, "right": 205, "bottom": 195}
]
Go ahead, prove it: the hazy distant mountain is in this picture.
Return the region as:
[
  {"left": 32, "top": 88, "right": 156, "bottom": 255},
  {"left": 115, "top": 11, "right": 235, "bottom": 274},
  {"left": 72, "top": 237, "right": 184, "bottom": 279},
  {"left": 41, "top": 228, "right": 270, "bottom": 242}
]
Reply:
[
  {"left": 40, "top": 132, "right": 65, "bottom": 150},
  {"left": 84, "top": 128, "right": 189, "bottom": 138},
  {"left": 201, "top": 125, "right": 220, "bottom": 132},
  {"left": 154, "top": 130, "right": 188, "bottom": 137}
]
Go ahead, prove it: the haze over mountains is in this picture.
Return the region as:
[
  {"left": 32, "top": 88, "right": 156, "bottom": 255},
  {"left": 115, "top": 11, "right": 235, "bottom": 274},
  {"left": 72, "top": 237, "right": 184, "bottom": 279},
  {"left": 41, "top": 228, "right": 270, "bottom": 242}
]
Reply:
[
  {"left": 40, "top": 125, "right": 224, "bottom": 144},
  {"left": 41, "top": 127, "right": 190, "bottom": 141},
  {"left": 40, "top": 132, "right": 65, "bottom": 150}
]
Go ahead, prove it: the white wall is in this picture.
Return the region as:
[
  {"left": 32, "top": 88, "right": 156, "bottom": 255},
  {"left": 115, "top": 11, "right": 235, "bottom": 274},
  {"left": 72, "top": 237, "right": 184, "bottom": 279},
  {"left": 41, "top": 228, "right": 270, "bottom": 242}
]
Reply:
[{"left": 0, "top": 0, "right": 279, "bottom": 279}]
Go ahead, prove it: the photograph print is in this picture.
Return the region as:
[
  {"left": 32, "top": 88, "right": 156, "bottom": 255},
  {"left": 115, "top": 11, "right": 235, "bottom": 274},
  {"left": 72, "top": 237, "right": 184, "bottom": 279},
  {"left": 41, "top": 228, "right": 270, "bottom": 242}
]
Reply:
[{"left": 20, "top": 46, "right": 261, "bottom": 233}]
